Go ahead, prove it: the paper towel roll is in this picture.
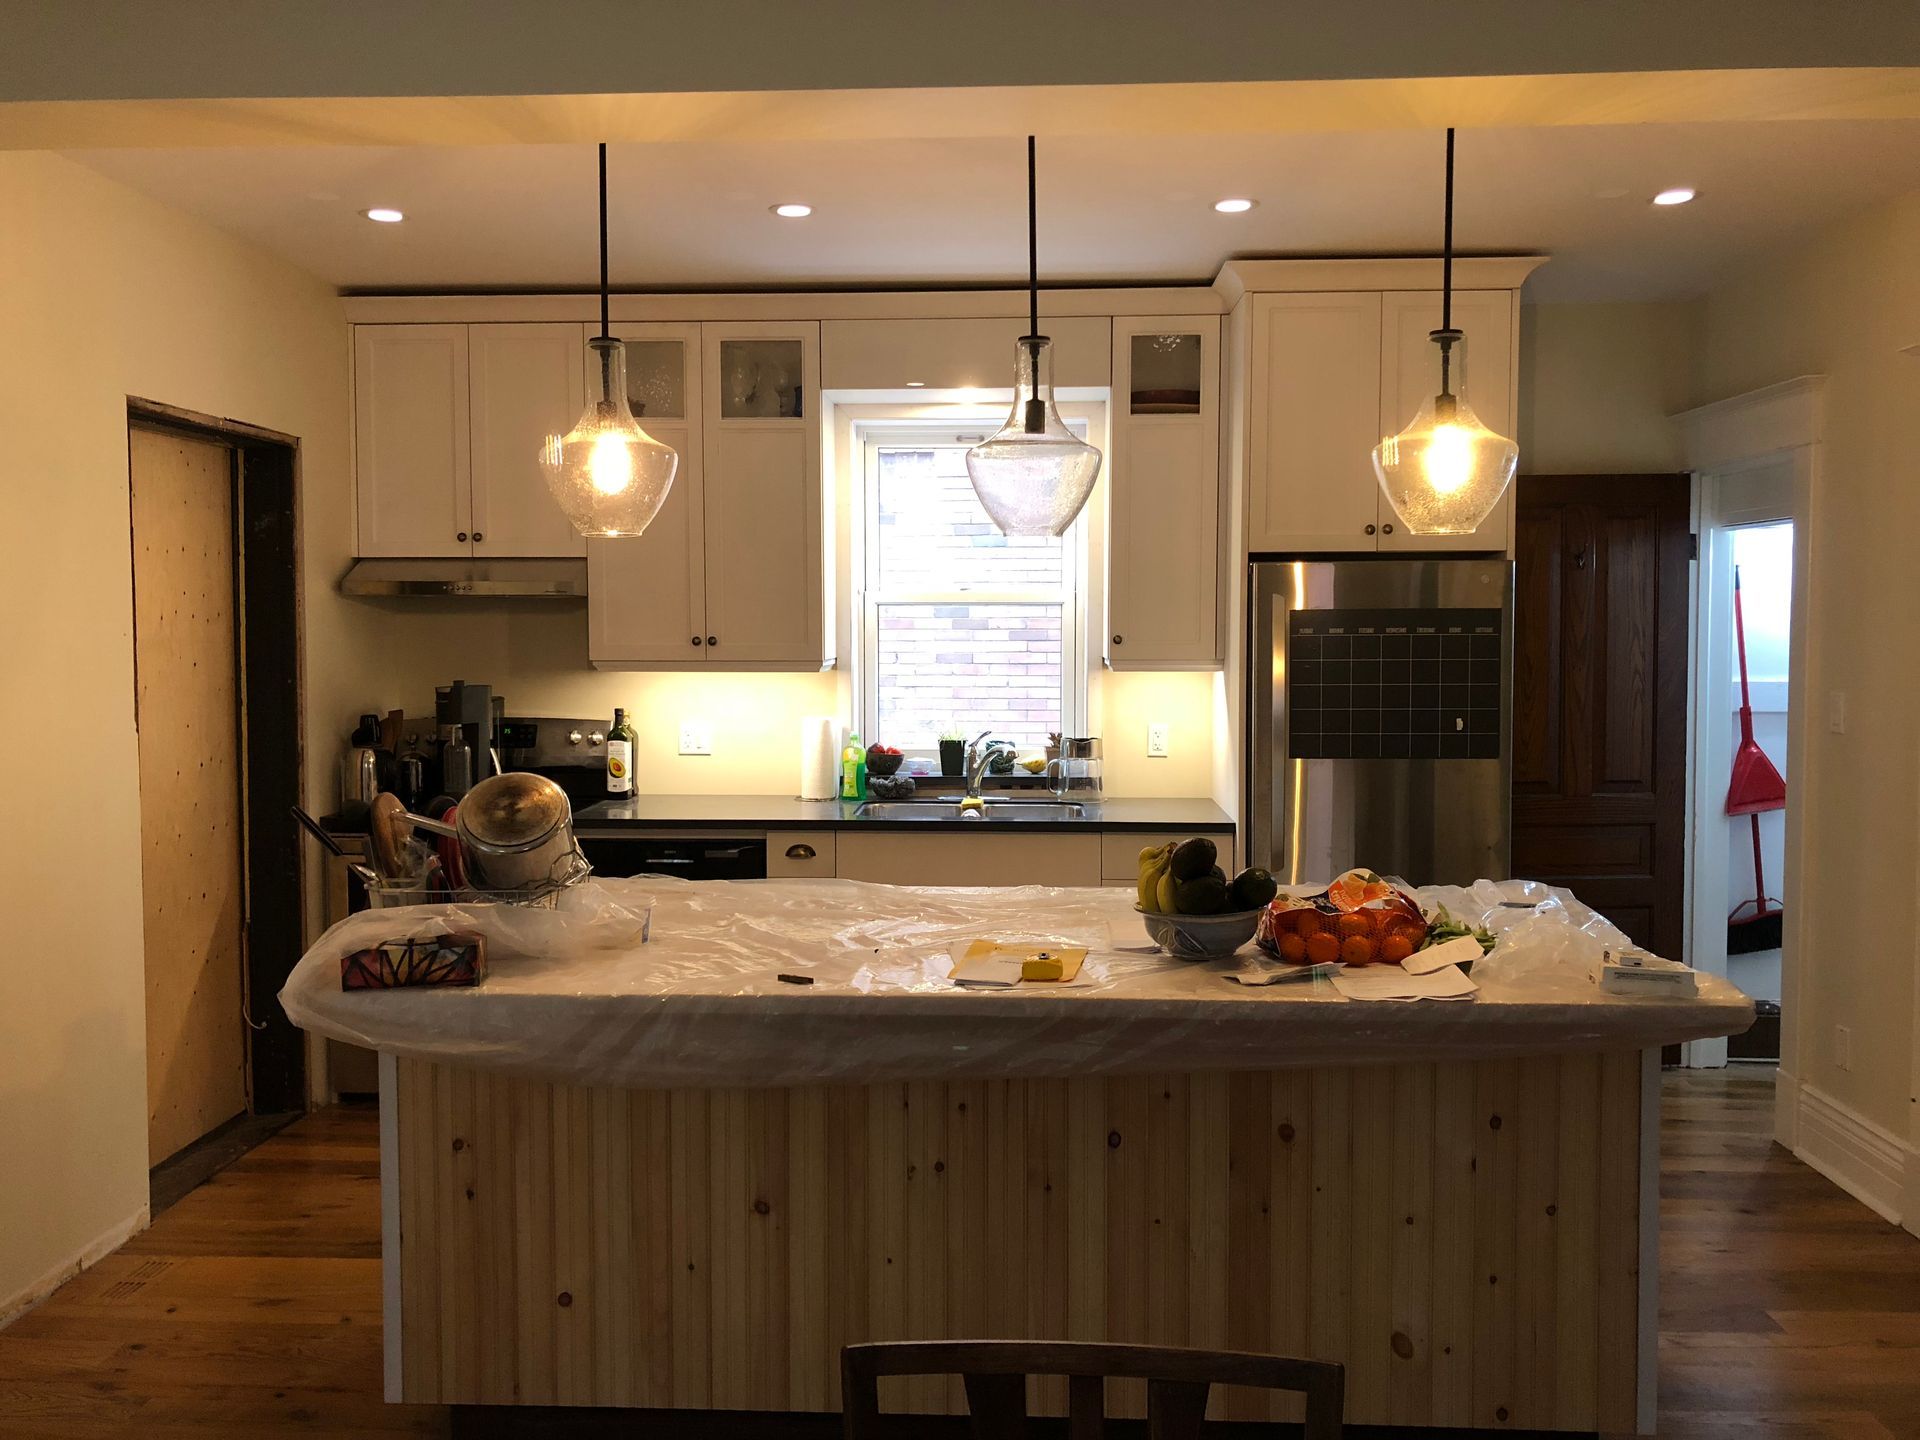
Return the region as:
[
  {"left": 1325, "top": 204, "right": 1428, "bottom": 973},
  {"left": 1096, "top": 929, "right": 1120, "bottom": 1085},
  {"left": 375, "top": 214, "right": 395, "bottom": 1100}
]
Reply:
[{"left": 798, "top": 716, "right": 840, "bottom": 800}]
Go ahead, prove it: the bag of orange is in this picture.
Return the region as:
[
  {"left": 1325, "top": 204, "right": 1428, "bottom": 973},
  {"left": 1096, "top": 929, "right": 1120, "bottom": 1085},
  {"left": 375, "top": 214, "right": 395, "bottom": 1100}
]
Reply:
[{"left": 1256, "top": 869, "right": 1428, "bottom": 967}]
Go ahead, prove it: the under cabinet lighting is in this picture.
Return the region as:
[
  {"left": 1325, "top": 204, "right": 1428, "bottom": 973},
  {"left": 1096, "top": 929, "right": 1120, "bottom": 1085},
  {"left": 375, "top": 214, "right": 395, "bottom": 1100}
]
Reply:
[
  {"left": 1213, "top": 198, "right": 1256, "bottom": 213},
  {"left": 905, "top": 381, "right": 926, "bottom": 388},
  {"left": 363, "top": 207, "right": 405, "bottom": 223},
  {"left": 1652, "top": 188, "right": 1696, "bottom": 206},
  {"left": 771, "top": 203, "right": 813, "bottom": 218}
]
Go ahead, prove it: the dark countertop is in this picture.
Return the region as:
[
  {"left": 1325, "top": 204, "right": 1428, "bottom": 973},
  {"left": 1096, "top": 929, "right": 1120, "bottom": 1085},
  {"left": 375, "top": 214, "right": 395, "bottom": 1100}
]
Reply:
[{"left": 571, "top": 794, "right": 1235, "bottom": 833}]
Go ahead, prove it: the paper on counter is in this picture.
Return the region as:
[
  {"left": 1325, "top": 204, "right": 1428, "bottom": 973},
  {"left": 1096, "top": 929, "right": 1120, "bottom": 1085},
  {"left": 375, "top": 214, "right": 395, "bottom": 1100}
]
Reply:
[
  {"left": 1226, "top": 958, "right": 1341, "bottom": 986},
  {"left": 947, "top": 941, "right": 1094, "bottom": 988},
  {"left": 1331, "top": 962, "right": 1477, "bottom": 1002},
  {"left": 1401, "top": 935, "right": 1486, "bottom": 975}
]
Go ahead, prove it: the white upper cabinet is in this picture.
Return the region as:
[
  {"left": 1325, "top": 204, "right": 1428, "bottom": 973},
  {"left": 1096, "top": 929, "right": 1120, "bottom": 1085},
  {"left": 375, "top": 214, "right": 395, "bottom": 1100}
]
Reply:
[
  {"left": 1242, "top": 286, "right": 1518, "bottom": 555},
  {"left": 589, "top": 321, "right": 828, "bottom": 670},
  {"left": 1376, "top": 289, "right": 1516, "bottom": 553},
  {"left": 1245, "top": 293, "right": 1383, "bottom": 553},
  {"left": 354, "top": 321, "right": 594, "bottom": 558},
  {"left": 468, "top": 323, "right": 586, "bottom": 558},
  {"left": 588, "top": 325, "right": 707, "bottom": 664},
  {"left": 1106, "top": 317, "right": 1222, "bottom": 669},
  {"left": 699, "top": 323, "right": 825, "bottom": 666},
  {"left": 353, "top": 325, "right": 470, "bottom": 557},
  {"left": 821, "top": 316, "right": 1112, "bottom": 390}
]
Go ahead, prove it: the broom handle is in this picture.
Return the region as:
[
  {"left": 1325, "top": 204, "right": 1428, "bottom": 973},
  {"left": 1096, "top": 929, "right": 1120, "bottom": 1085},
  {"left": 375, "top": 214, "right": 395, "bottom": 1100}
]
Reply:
[
  {"left": 1749, "top": 812, "right": 1767, "bottom": 910},
  {"left": 1733, "top": 566, "right": 1758, "bottom": 744}
]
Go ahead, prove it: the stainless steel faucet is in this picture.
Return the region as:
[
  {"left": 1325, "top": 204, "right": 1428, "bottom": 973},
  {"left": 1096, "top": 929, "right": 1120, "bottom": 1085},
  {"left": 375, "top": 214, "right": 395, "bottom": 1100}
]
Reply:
[{"left": 962, "top": 729, "right": 996, "bottom": 800}]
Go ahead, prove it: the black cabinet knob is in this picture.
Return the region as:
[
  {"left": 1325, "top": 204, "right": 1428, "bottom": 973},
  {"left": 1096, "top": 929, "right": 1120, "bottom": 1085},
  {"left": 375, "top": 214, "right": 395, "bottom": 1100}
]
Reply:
[
  {"left": 471, "top": 531, "right": 484, "bottom": 542},
  {"left": 1364, "top": 524, "right": 1377, "bottom": 536},
  {"left": 691, "top": 636, "right": 703, "bottom": 646},
  {"left": 707, "top": 635, "right": 718, "bottom": 647},
  {"left": 1382, "top": 523, "right": 1394, "bottom": 534},
  {"left": 1112, "top": 635, "right": 1123, "bottom": 645},
  {"left": 456, "top": 531, "right": 469, "bottom": 542}
]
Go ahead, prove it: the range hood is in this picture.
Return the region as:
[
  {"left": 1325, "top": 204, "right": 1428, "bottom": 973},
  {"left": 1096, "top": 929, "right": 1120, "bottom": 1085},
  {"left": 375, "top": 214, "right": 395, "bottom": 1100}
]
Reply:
[{"left": 338, "top": 557, "right": 587, "bottom": 599}]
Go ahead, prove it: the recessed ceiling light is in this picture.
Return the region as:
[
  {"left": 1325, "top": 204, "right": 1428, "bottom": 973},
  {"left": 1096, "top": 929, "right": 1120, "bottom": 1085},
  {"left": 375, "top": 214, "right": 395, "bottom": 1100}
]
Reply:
[
  {"left": 363, "top": 207, "right": 405, "bottom": 223},
  {"left": 1652, "top": 188, "right": 1696, "bottom": 207},
  {"left": 1213, "top": 198, "right": 1257, "bottom": 214},
  {"left": 771, "top": 203, "right": 812, "bottom": 218}
]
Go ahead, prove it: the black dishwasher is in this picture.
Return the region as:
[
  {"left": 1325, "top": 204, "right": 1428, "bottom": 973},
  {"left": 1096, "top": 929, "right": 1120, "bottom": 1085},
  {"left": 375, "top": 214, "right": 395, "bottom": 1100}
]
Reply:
[{"left": 574, "top": 833, "right": 768, "bottom": 880}]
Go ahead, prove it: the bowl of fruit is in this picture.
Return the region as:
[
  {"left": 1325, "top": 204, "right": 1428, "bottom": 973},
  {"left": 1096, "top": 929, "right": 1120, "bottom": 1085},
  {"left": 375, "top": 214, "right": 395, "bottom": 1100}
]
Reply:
[
  {"left": 865, "top": 742, "right": 904, "bottom": 778},
  {"left": 1134, "top": 837, "right": 1279, "bottom": 959}
]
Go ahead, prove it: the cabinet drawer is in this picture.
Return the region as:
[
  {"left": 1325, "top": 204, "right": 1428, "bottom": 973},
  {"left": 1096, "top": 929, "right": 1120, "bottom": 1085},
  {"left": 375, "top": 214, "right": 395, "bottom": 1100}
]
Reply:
[
  {"left": 1102, "top": 830, "right": 1232, "bottom": 881},
  {"left": 766, "top": 830, "right": 837, "bottom": 878},
  {"left": 837, "top": 832, "right": 1100, "bottom": 888}
]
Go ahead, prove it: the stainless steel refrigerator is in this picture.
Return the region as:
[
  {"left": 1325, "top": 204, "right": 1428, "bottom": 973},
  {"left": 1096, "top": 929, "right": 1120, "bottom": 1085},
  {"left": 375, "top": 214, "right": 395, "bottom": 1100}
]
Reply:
[{"left": 1249, "top": 557, "right": 1513, "bottom": 888}]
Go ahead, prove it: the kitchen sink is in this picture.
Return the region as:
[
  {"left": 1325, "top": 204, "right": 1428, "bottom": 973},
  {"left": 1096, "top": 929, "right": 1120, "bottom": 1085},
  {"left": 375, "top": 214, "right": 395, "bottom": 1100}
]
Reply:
[{"left": 856, "top": 800, "right": 1089, "bottom": 820}]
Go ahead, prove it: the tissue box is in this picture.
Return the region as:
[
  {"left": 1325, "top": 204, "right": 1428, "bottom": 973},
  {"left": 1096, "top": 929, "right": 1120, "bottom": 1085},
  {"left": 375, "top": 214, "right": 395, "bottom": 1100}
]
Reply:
[{"left": 341, "top": 931, "right": 487, "bottom": 990}]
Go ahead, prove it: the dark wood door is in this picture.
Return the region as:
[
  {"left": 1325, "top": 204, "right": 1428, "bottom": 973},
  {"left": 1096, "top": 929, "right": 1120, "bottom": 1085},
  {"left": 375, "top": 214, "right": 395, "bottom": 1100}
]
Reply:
[{"left": 1512, "top": 475, "right": 1691, "bottom": 963}]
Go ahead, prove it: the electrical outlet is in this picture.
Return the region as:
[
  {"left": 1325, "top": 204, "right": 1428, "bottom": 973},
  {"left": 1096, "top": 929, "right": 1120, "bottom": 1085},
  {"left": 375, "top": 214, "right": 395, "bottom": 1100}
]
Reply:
[
  {"left": 1834, "top": 1024, "right": 1852, "bottom": 1072},
  {"left": 1828, "top": 690, "right": 1847, "bottom": 734},
  {"left": 1147, "top": 722, "right": 1170, "bottom": 758},
  {"left": 678, "top": 721, "right": 712, "bottom": 756}
]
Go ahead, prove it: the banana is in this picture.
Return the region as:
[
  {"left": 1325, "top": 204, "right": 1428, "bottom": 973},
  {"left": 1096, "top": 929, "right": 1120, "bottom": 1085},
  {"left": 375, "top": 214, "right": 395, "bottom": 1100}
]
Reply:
[{"left": 1136, "top": 841, "right": 1175, "bottom": 911}]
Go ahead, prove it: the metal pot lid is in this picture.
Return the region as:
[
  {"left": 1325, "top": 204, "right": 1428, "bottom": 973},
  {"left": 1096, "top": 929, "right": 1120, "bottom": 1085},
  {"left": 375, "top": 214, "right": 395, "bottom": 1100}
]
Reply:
[{"left": 457, "top": 772, "right": 571, "bottom": 851}]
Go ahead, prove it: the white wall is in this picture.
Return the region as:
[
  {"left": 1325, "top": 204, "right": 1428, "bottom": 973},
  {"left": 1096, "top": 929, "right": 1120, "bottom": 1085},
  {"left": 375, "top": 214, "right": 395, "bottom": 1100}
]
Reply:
[
  {"left": 1517, "top": 300, "right": 1700, "bottom": 476},
  {"left": 0, "top": 152, "right": 359, "bottom": 1320},
  {"left": 1695, "top": 193, "right": 1920, "bottom": 1140}
]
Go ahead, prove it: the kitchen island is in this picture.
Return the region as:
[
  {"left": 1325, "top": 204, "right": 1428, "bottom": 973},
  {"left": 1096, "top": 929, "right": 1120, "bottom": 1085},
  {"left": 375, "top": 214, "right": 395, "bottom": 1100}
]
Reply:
[{"left": 284, "top": 878, "right": 1751, "bottom": 1435}]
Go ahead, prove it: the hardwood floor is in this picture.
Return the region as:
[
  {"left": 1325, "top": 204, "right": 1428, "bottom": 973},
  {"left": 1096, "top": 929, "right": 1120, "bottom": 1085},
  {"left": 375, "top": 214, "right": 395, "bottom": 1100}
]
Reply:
[{"left": 1, "top": 1069, "right": 1914, "bottom": 1438}]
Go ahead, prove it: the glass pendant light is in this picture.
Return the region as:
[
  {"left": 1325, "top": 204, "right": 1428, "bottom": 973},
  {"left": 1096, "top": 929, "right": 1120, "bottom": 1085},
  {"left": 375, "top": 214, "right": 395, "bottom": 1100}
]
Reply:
[
  {"left": 1371, "top": 128, "right": 1518, "bottom": 535},
  {"left": 541, "top": 143, "right": 677, "bottom": 538},
  {"left": 965, "top": 137, "right": 1103, "bottom": 537}
]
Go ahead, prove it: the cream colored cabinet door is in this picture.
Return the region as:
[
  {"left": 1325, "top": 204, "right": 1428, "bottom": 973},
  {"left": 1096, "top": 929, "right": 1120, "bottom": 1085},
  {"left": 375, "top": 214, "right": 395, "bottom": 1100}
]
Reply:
[
  {"left": 353, "top": 324, "right": 470, "bottom": 557},
  {"left": 1107, "top": 317, "right": 1222, "bottom": 668},
  {"left": 699, "top": 322, "right": 825, "bottom": 667},
  {"left": 589, "top": 325, "right": 706, "bottom": 665},
  {"left": 836, "top": 831, "right": 1102, "bottom": 886},
  {"left": 1245, "top": 293, "right": 1383, "bottom": 553},
  {"left": 1376, "top": 289, "right": 1516, "bottom": 553},
  {"left": 467, "top": 323, "right": 587, "bottom": 558}
]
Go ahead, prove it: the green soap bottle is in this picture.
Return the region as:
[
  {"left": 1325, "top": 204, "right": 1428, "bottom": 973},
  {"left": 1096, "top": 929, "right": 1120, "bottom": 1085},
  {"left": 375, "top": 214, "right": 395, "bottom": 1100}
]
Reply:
[{"left": 840, "top": 730, "right": 868, "bottom": 802}]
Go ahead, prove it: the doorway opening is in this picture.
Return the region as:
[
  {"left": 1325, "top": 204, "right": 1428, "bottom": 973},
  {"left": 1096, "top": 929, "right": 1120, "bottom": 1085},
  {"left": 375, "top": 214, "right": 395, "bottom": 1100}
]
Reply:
[
  {"left": 127, "top": 401, "right": 305, "bottom": 1190},
  {"left": 1684, "top": 453, "right": 1799, "bottom": 1069}
]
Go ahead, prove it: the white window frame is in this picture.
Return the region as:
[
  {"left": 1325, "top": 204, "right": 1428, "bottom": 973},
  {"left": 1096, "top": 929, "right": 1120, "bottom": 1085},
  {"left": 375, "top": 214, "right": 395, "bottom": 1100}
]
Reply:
[{"left": 853, "top": 420, "right": 1092, "bottom": 757}]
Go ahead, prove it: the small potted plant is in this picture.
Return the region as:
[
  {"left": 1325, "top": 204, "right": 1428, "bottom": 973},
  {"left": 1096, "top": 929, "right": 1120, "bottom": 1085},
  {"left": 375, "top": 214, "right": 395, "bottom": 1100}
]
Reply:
[{"left": 938, "top": 725, "right": 966, "bottom": 778}]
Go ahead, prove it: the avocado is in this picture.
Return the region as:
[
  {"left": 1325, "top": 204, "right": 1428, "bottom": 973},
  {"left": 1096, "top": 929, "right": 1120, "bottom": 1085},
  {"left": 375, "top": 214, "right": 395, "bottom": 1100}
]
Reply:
[
  {"left": 1175, "top": 874, "right": 1230, "bottom": 915},
  {"left": 1168, "top": 837, "right": 1218, "bottom": 882},
  {"left": 1230, "top": 867, "right": 1279, "bottom": 910},
  {"left": 1208, "top": 864, "right": 1227, "bottom": 885}
]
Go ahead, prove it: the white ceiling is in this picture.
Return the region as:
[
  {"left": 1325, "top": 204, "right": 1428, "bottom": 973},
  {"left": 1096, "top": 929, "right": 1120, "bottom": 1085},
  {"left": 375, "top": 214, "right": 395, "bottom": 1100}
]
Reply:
[{"left": 70, "top": 118, "right": 1920, "bottom": 302}]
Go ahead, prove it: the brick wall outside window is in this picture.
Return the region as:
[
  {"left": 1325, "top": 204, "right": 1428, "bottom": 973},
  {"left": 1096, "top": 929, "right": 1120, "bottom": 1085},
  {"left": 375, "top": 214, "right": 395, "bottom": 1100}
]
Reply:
[{"left": 868, "top": 446, "right": 1071, "bottom": 753}]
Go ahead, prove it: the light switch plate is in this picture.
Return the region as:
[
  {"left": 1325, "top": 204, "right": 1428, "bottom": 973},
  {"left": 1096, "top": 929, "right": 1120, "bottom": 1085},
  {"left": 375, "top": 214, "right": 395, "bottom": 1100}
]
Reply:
[
  {"left": 679, "top": 721, "right": 712, "bottom": 756},
  {"left": 1834, "top": 1023, "right": 1852, "bottom": 1071},
  {"left": 1827, "top": 690, "right": 1847, "bottom": 734},
  {"left": 1147, "top": 722, "right": 1170, "bottom": 758}
]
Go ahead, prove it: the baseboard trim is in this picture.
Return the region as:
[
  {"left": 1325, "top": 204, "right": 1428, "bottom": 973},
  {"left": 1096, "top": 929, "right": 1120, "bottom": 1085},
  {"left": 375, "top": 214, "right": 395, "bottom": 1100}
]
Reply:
[
  {"left": 1793, "top": 1080, "right": 1913, "bottom": 1226},
  {"left": 0, "top": 1205, "right": 150, "bottom": 1329}
]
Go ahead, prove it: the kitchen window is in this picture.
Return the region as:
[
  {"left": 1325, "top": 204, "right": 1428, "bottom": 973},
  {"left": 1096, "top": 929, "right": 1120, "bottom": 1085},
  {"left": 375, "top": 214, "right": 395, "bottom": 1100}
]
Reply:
[{"left": 857, "top": 429, "right": 1087, "bottom": 756}]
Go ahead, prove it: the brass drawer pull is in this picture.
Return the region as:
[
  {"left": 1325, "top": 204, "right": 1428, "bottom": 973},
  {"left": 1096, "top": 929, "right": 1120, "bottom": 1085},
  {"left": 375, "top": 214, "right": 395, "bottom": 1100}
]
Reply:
[{"left": 785, "top": 843, "right": 816, "bottom": 860}]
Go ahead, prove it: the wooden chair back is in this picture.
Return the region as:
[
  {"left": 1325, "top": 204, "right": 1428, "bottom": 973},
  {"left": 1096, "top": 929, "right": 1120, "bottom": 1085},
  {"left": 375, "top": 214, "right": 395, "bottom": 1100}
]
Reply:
[{"left": 841, "top": 1339, "right": 1344, "bottom": 1440}]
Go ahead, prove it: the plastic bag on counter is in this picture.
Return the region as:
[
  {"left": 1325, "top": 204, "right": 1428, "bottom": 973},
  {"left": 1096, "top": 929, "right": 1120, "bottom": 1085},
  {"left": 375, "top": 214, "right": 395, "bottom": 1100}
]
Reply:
[
  {"left": 308, "top": 877, "right": 656, "bottom": 969},
  {"left": 1417, "top": 878, "right": 1636, "bottom": 986}
]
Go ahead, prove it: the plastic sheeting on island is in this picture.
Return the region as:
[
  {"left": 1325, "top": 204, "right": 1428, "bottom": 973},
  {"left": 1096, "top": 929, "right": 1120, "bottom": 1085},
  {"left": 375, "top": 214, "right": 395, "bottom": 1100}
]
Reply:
[{"left": 279, "top": 876, "right": 1753, "bottom": 1089}]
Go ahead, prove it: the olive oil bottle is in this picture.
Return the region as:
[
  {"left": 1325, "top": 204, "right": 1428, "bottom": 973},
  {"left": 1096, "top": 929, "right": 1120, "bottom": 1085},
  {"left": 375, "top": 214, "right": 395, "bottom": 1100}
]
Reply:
[{"left": 607, "top": 707, "right": 637, "bottom": 796}]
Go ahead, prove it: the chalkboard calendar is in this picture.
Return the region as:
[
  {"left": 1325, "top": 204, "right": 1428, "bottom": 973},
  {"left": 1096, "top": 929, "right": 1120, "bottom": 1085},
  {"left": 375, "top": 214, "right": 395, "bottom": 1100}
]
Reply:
[{"left": 1285, "top": 607, "right": 1503, "bottom": 761}]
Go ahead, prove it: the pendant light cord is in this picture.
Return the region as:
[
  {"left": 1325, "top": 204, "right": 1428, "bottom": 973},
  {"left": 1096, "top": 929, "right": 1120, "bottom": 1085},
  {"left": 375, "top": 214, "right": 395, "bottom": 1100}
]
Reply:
[
  {"left": 1441, "top": 127, "right": 1455, "bottom": 336},
  {"left": 591, "top": 143, "right": 606, "bottom": 343},
  {"left": 1026, "top": 134, "right": 1039, "bottom": 340}
]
